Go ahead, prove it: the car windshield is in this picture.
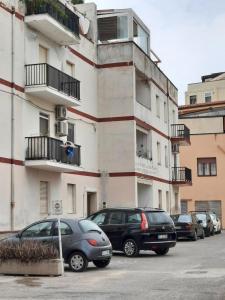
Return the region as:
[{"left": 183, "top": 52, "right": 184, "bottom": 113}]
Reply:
[
  {"left": 146, "top": 211, "right": 173, "bottom": 225},
  {"left": 79, "top": 219, "right": 102, "bottom": 233},
  {"left": 171, "top": 214, "right": 191, "bottom": 223},
  {"left": 196, "top": 213, "right": 206, "bottom": 221}
]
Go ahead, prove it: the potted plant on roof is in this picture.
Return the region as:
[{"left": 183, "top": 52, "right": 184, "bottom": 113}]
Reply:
[{"left": 0, "top": 240, "right": 62, "bottom": 276}]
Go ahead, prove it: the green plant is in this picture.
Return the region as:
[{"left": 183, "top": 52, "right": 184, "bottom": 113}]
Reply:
[
  {"left": 0, "top": 240, "right": 58, "bottom": 263},
  {"left": 71, "top": 0, "right": 84, "bottom": 4}
]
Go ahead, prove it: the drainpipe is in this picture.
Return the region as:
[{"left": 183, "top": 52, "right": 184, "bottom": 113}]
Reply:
[
  {"left": 10, "top": 6, "right": 15, "bottom": 231},
  {"left": 166, "top": 79, "right": 172, "bottom": 214}
]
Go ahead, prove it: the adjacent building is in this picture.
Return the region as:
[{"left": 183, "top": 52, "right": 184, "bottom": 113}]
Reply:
[
  {"left": 179, "top": 72, "right": 225, "bottom": 228},
  {"left": 0, "top": 0, "right": 190, "bottom": 232}
]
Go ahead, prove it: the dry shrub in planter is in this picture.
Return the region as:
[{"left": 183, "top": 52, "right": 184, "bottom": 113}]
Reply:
[{"left": 0, "top": 240, "right": 59, "bottom": 263}]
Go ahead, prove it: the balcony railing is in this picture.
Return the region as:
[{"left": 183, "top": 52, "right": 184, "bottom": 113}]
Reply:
[
  {"left": 25, "top": 63, "right": 80, "bottom": 100},
  {"left": 25, "top": 136, "right": 81, "bottom": 167},
  {"left": 171, "top": 124, "right": 190, "bottom": 139},
  {"left": 172, "top": 167, "right": 192, "bottom": 184},
  {"left": 25, "top": 0, "right": 79, "bottom": 37}
]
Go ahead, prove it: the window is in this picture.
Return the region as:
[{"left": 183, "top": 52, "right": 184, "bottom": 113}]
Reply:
[
  {"left": 79, "top": 219, "right": 103, "bottom": 233},
  {"left": 158, "top": 190, "right": 162, "bottom": 209},
  {"left": 165, "top": 145, "right": 168, "bottom": 168},
  {"left": 157, "top": 142, "right": 161, "bottom": 165},
  {"left": 39, "top": 113, "right": 49, "bottom": 136},
  {"left": 166, "top": 191, "right": 170, "bottom": 213},
  {"left": 40, "top": 181, "right": 48, "bottom": 214},
  {"left": 109, "top": 212, "right": 125, "bottom": 225},
  {"left": 66, "top": 184, "right": 76, "bottom": 213},
  {"left": 133, "top": 20, "right": 149, "bottom": 54},
  {"left": 22, "top": 221, "right": 53, "bottom": 238},
  {"left": 175, "top": 193, "right": 179, "bottom": 211},
  {"left": 164, "top": 102, "right": 167, "bottom": 123},
  {"left": 190, "top": 95, "right": 197, "bottom": 105},
  {"left": 39, "top": 45, "right": 48, "bottom": 63},
  {"left": 98, "top": 16, "right": 128, "bottom": 41},
  {"left": 68, "top": 123, "right": 75, "bottom": 143},
  {"left": 197, "top": 158, "right": 217, "bottom": 176},
  {"left": 156, "top": 95, "right": 160, "bottom": 118},
  {"left": 205, "top": 92, "right": 212, "bottom": 103},
  {"left": 136, "top": 129, "right": 149, "bottom": 159},
  {"left": 181, "top": 200, "right": 188, "bottom": 213},
  {"left": 127, "top": 212, "right": 141, "bottom": 224},
  {"left": 89, "top": 212, "right": 108, "bottom": 226},
  {"left": 54, "top": 221, "right": 73, "bottom": 235},
  {"left": 65, "top": 61, "right": 74, "bottom": 77}
]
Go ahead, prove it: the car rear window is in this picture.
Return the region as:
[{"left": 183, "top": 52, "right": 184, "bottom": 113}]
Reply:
[
  {"left": 196, "top": 213, "right": 206, "bottom": 221},
  {"left": 171, "top": 214, "right": 192, "bottom": 223},
  {"left": 146, "top": 211, "right": 173, "bottom": 225},
  {"left": 79, "top": 219, "right": 102, "bottom": 233}
]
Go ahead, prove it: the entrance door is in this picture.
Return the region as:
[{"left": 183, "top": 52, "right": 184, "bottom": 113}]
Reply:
[{"left": 87, "top": 192, "right": 97, "bottom": 216}]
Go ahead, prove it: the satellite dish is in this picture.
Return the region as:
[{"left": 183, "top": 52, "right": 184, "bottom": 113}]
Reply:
[{"left": 79, "top": 15, "right": 90, "bottom": 35}]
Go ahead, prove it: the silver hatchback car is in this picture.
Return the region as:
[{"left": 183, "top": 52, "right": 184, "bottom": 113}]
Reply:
[{"left": 3, "top": 218, "right": 112, "bottom": 272}]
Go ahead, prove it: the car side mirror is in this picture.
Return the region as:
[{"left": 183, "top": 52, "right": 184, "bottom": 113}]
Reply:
[
  {"left": 16, "top": 232, "right": 21, "bottom": 238},
  {"left": 207, "top": 219, "right": 211, "bottom": 223},
  {"left": 197, "top": 220, "right": 202, "bottom": 224}
]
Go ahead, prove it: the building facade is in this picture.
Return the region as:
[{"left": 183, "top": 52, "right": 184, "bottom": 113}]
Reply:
[
  {"left": 179, "top": 72, "right": 225, "bottom": 228},
  {"left": 0, "top": 0, "right": 190, "bottom": 232}
]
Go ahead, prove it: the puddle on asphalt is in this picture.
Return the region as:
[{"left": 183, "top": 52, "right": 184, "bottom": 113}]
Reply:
[{"left": 15, "top": 277, "right": 42, "bottom": 287}]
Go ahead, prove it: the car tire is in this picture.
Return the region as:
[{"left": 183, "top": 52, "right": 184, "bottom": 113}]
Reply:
[
  {"left": 93, "top": 258, "right": 111, "bottom": 268},
  {"left": 155, "top": 248, "right": 169, "bottom": 256},
  {"left": 68, "top": 251, "right": 88, "bottom": 272},
  {"left": 123, "top": 239, "right": 139, "bottom": 257},
  {"left": 200, "top": 229, "right": 205, "bottom": 239},
  {"left": 192, "top": 231, "right": 197, "bottom": 241}
]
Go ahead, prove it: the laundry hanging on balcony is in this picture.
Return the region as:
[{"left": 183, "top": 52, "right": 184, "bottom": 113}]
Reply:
[{"left": 61, "top": 141, "right": 76, "bottom": 159}]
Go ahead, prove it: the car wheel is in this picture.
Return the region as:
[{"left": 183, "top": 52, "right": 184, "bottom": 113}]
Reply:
[
  {"left": 192, "top": 231, "right": 197, "bottom": 241},
  {"left": 68, "top": 252, "right": 88, "bottom": 272},
  {"left": 155, "top": 248, "right": 169, "bottom": 256},
  {"left": 200, "top": 229, "right": 205, "bottom": 239},
  {"left": 123, "top": 239, "right": 139, "bottom": 257},
  {"left": 93, "top": 258, "right": 111, "bottom": 268}
]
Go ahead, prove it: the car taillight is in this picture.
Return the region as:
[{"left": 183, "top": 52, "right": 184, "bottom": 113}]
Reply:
[
  {"left": 87, "top": 239, "right": 98, "bottom": 246},
  {"left": 140, "top": 213, "right": 149, "bottom": 231}
]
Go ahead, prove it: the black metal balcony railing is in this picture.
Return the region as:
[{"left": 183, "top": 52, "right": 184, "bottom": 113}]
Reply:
[
  {"left": 26, "top": 136, "right": 81, "bottom": 167},
  {"left": 172, "top": 167, "right": 192, "bottom": 183},
  {"left": 25, "top": 64, "right": 80, "bottom": 100},
  {"left": 25, "top": 0, "right": 79, "bottom": 37},
  {"left": 171, "top": 124, "right": 190, "bottom": 139}
]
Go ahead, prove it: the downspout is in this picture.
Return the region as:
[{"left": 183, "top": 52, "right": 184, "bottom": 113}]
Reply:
[
  {"left": 10, "top": 6, "right": 15, "bottom": 231},
  {"left": 166, "top": 79, "right": 172, "bottom": 214}
]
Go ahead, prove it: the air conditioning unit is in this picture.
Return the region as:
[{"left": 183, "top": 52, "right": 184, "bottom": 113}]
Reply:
[
  {"left": 172, "top": 143, "right": 180, "bottom": 153},
  {"left": 55, "top": 105, "right": 67, "bottom": 121},
  {"left": 55, "top": 121, "right": 68, "bottom": 136}
]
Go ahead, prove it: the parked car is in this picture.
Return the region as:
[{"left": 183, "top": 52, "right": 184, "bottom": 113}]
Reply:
[
  {"left": 209, "top": 212, "right": 222, "bottom": 234},
  {"left": 170, "top": 213, "right": 205, "bottom": 241},
  {"left": 192, "top": 211, "right": 214, "bottom": 237},
  {"left": 88, "top": 208, "right": 176, "bottom": 257},
  {"left": 2, "top": 218, "right": 112, "bottom": 272}
]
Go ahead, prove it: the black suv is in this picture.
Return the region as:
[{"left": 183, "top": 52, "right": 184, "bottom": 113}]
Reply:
[
  {"left": 190, "top": 211, "right": 214, "bottom": 237},
  {"left": 88, "top": 208, "right": 176, "bottom": 257}
]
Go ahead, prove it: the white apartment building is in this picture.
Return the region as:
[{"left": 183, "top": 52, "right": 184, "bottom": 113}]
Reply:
[{"left": 0, "top": 0, "right": 191, "bottom": 232}]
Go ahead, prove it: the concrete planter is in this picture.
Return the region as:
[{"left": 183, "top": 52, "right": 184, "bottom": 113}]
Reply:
[{"left": 0, "top": 259, "right": 63, "bottom": 276}]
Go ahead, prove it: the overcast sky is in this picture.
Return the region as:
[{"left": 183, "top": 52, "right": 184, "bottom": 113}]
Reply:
[{"left": 86, "top": 0, "right": 225, "bottom": 104}]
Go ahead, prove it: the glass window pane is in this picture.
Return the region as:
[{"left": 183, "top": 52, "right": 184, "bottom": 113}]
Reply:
[
  {"left": 204, "top": 163, "right": 210, "bottom": 175},
  {"left": 211, "top": 163, "right": 216, "bottom": 175},
  {"left": 22, "top": 221, "right": 53, "bottom": 238}
]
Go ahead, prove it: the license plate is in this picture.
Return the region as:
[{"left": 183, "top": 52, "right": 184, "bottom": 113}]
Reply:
[
  {"left": 102, "top": 250, "right": 110, "bottom": 256},
  {"left": 175, "top": 226, "right": 181, "bottom": 229},
  {"left": 158, "top": 234, "right": 168, "bottom": 239}
]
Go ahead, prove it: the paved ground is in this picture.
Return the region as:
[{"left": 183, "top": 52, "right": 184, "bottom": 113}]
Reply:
[{"left": 0, "top": 232, "right": 225, "bottom": 300}]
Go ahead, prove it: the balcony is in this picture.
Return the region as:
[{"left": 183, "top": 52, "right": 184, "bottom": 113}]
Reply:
[
  {"left": 25, "top": 136, "right": 81, "bottom": 172},
  {"left": 171, "top": 124, "right": 190, "bottom": 146},
  {"left": 24, "top": 0, "right": 79, "bottom": 45},
  {"left": 25, "top": 64, "right": 80, "bottom": 107},
  {"left": 172, "top": 167, "right": 192, "bottom": 185}
]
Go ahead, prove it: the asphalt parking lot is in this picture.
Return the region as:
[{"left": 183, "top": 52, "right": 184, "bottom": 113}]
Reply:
[{"left": 0, "top": 232, "right": 225, "bottom": 300}]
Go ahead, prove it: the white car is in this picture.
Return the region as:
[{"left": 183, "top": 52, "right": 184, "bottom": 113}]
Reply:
[{"left": 210, "top": 213, "right": 221, "bottom": 234}]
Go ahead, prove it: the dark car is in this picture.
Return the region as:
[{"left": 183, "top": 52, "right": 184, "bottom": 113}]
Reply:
[
  {"left": 2, "top": 218, "right": 112, "bottom": 272},
  {"left": 88, "top": 208, "right": 176, "bottom": 257},
  {"left": 171, "top": 213, "right": 205, "bottom": 241},
  {"left": 191, "top": 211, "right": 214, "bottom": 237}
]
